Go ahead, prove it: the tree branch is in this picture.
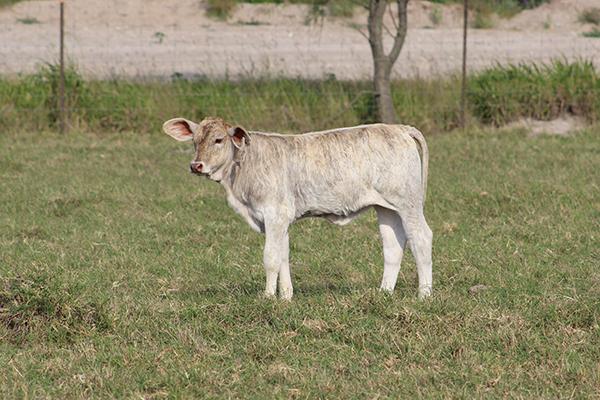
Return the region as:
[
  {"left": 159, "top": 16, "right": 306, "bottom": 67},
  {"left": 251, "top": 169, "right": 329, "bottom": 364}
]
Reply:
[
  {"left": 388, "top": 1, "right": 399, "bottom": 31},
  {"left": 387, "top": 0, "right": 408, "bottom": 64},
  {"left": 383, "top": 21, "right": 396, "bottom": 40},
  {"left": 350, "top": 23, "right": 370, "bottom": 42}
]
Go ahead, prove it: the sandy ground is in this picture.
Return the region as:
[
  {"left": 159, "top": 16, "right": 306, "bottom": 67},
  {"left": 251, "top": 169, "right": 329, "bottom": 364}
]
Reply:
[
  {"left": 0, "top": 0, "right": 599, "bottom": 80},
  {"left": 505, "top": 115, "right": 588, "bottom": 136}
]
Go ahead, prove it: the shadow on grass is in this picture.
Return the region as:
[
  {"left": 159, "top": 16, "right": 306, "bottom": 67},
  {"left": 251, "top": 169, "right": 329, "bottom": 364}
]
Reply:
[{"left": 178, "top": 279, "right": 366, "bottom": 299}]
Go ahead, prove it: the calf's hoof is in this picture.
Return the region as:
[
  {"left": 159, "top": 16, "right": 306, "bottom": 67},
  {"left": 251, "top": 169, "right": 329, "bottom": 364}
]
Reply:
[
  {"left": 418, "top": 286, "right": 432, "bottom": 300},
  {"left": 379, "top": 286, "right": 394, "bottom": 294},
  {"left": 279, "top": 287, "right": 293, "bottom": 301}
]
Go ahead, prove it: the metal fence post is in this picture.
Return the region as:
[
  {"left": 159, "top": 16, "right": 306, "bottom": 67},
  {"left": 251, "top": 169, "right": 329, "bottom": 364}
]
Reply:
[
  {"left": 461, "top": 0, "right": 468, "bottom": 129},
  {"left": 59, "top": 0, "right": 65, "bottom": 133}
]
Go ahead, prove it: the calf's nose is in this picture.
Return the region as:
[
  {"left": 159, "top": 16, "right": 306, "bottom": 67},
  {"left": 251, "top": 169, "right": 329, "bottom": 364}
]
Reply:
[{"left": 190, "top": 162, "right": 203, "bottom": 173}]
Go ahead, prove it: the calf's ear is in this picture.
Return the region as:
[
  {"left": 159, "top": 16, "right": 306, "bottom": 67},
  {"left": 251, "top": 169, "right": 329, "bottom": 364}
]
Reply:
[
  {"left": 162, "top": 118, "right": 198, "bottom": 142},
  {"left": 228, "top": 126, "right": 250, "bottom": 148}
]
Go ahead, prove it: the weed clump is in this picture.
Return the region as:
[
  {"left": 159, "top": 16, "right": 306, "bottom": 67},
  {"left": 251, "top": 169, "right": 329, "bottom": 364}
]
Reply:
[{"left": 0, "top": 275, "right": 111, "bottom": 344}]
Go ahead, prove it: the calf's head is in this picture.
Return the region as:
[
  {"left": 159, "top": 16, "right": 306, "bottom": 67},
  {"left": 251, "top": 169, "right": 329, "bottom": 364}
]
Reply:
[{"left": 163, "top": 117, "right": 250, "bottom": 182}]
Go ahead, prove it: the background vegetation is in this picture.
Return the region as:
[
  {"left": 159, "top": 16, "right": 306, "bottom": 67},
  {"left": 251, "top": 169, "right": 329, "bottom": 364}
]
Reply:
[
  {"left": 1, "top": 60, "right": 598, "bottom": 135},
  {"left": 0, "top": 0, "right": 21, "bottom": 7},
  {"left": 204, "top": 0, "right": 551, "bottom": 20},
  {"left": 579, "top": 7, "right": 600, "bottom": 38},
  {"left": 1, "top": 124, "right": 598, "bottom": 398}
]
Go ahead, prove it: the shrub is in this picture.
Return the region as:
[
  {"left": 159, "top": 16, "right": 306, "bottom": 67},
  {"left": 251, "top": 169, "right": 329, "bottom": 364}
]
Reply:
[
  {"left": 429, "top": 6, "right": 443, "bottom": 26},
  {"left": 468, "top": 60, "right": 600, "bottom": 125},
  {"left": 472, "top": 11, "right": 495, "bottom": 29},
  {"left": 206, "top": 0, "right": 236, "bottom": 20},
  {"left": 578, "top": 7, "right": 600, "bottom": 25}
]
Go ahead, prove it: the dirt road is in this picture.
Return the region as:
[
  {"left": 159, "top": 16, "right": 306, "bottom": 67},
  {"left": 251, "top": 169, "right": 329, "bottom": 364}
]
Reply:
[{"left": 1, "top": 0, "right": 598, "bottom": 79}]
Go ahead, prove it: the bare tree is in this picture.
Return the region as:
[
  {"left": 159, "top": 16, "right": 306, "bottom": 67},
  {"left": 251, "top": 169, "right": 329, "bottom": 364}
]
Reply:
[
  {"left": 367, "top": 0, "right": 408, "bottom": 123},
  {"left": 314, "top": 0, "right": 409, "bottom": 123}
]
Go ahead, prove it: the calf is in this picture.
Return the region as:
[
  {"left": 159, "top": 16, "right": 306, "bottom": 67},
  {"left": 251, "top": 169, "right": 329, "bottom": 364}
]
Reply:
[{"left": 163, "top": 117, "right": 432, "bottom": 300}]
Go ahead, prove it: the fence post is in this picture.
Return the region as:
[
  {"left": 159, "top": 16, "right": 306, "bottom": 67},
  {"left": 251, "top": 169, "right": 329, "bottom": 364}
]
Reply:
[
  {"left": 59, "top": 0, "right": 65, "bottom": 134},
  {"left": 460, "top": 0, "right": 468, "bottom": 129}
]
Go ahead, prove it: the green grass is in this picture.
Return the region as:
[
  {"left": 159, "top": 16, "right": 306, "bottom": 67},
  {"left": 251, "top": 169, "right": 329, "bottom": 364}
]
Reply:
[
  {"left": 0, "top": 0, "right": 22, "bottom": 8},
  {"left": 582, "top": 28, "right": 600, "bottom": 38},
  {"left": 1, "top": 125, "right": 599, "bottom": 398},
  {"left": 1, "top": 61, "right": 598, "bottom": 136},
  {"left": 16, "top": 16, "right": 40, "bottom": 25}
]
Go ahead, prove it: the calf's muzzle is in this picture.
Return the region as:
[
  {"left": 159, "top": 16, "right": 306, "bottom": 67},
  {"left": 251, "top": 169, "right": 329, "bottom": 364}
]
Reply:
[{"left": 190, "top": 162, "right": 204, "bottom": 174}]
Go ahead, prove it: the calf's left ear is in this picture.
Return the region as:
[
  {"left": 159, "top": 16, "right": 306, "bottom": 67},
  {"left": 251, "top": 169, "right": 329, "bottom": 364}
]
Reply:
[
  {"left": 228, "top": 126, "right": 250, "bottom": 148},
  {"left": 162, "top": 118, "right": 198, "bottom": 142}
]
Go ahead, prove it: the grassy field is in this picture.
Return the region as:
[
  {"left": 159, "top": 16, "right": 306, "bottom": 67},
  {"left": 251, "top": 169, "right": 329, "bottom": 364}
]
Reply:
[{"left": 1, "top": 125, "right": 598, "bottom": 398}]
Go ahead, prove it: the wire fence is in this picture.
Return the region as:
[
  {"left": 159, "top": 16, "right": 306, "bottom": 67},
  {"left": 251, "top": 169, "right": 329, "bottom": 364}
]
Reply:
[{"left": 1, "top": 0, "right": 599, "bottom": 133}]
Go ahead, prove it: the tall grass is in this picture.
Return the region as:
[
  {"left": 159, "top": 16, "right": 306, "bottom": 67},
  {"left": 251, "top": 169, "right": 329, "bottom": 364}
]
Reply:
[
  {"left": 469, "top": 60, "right": 600, "bottom": 125},
  {"left": 0, "top": 61, "right": 598, "bottom": 134}
]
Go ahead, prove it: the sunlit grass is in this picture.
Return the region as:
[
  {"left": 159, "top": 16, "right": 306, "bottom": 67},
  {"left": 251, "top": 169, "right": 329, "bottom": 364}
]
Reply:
[{"left": 1, "top": 125, "right": 598, "bottom": 397}]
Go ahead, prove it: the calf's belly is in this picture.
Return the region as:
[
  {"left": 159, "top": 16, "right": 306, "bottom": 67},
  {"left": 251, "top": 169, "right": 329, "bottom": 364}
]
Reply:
[{"left": 295, "top": 188, "right": 395, "bottom": 222}]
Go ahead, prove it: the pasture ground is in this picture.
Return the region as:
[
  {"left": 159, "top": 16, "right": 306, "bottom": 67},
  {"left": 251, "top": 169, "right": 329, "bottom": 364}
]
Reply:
[{"left": 1, "top": 127, "right": 599, "bottom": 398}]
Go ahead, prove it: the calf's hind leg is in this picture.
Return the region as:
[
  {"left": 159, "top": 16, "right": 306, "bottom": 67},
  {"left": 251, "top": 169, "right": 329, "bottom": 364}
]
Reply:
[
  {"left": 375, "top": 206, "right": 407, "bottom": 293},
  {"left": 398, "top": 207, "right": 433, "bottom": 299}
]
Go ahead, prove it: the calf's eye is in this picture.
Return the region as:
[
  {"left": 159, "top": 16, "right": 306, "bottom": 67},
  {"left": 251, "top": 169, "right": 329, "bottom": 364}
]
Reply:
[{"left": 215, "top": 138, "right": 224, "bottom": 144}]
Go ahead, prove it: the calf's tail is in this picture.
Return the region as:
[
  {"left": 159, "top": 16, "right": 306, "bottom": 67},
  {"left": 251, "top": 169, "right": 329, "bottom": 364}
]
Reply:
[{"left": 408, "top": 128, "right": 429, "bottom": 202}]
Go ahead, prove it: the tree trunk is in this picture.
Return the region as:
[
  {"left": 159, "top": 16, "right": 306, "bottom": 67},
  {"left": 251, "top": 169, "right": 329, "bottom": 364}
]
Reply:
[
  {"left": 368, "top": 0, "right": 409, "bottom": 124},
  {"left": 373, "top": 57, "right": 396, "bottom": 124}
]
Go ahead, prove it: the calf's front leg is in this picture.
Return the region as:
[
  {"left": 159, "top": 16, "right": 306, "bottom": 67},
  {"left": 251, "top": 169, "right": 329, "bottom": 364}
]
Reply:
[{"left": 263, "top": 219, "right": 292, "bottom": 299}]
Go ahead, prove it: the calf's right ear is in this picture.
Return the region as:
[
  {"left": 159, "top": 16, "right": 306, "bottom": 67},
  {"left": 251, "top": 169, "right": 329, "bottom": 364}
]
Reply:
[{"left": 162, "top": 118, "right": 198, "bottom": 142}]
